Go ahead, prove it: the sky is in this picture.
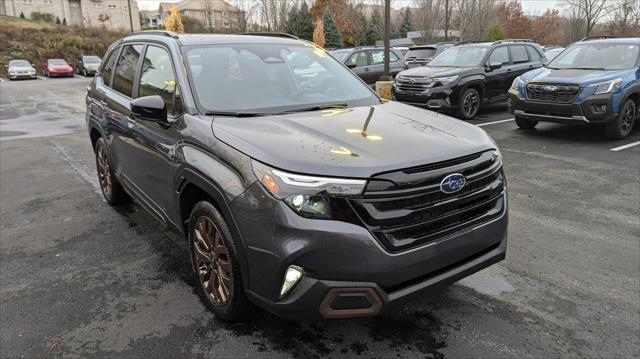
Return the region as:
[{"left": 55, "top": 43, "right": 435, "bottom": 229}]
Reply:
[{"left": 137, "top": 0, "right": 563, "bottom": 15}]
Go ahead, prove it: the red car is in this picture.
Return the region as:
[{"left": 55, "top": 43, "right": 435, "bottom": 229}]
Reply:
[{"left": 43, "top": 59, "right": 74, "bottom": 77}]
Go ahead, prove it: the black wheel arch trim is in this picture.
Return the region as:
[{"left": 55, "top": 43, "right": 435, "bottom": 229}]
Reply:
[{"left": 175, "top": 167, "right": 251, "bottom": 289}]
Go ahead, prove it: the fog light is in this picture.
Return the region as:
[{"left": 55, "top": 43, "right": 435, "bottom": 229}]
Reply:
[
  {"left": 280, "top": 265, "right": 303, "bottom": 297},
  {"left": 601, "top": 105, "right": 607, "bottom": 111}
]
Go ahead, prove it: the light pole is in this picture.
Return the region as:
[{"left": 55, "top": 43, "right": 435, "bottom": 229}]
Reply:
[
  {"left": 127, "top": 0, "right": 134, "bottom": 33},
  {"left": 381, "top": 0, "right": 391, "bottom": 81}
]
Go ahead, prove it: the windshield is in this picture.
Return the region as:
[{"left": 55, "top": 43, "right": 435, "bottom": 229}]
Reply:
[
  {"left": 48, "top": 59, "right": 67, "bottom": 66},
  {"left": 329, "top": 50, "right": 351, "bottom": 62},
  {"left": 183, "top": 43, "right": 379, "bottom": 114},
  {"left": 84, "top": 56, "right": 101, "bottom": 63},
  {"left": 405, "top": 48, "right": 437, "bottom": 59},
  {"left": 10, "top": 61, "right": 31, "bottom": 67},
  {"left": 544, "top": 48, "right": 564, "bottom": 61},
  {"left": 430, "top": 46, "right": 488, "bottom": 67},
  {"left": 548, "top": 43, "right": 639, "bottom": 70}
]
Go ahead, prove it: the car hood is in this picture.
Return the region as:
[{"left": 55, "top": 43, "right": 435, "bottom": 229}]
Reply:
[
  {"left": 211, "top": 101, "right": 495, "bottom": 178},
  {"left": 398, "top": 66, "right": 474, "bottom": 78},
  {"left": 522, "top": 67, "right": 633, "bottom": 86},
  {"left": 9, "top": 66, "right": 34, "bottom": 71},
  {"left": 49, "top": 65, "right": 71, "bottom": 70}
]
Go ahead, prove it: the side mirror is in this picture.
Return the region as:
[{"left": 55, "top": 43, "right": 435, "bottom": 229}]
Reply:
[
  {"left": 487, "top": 62, "right": 502, "bottom": 71},
  {"left": 347, "top": 63, "right": 357, "bottom": 69},
  {"left": 130, "top": 95, "right": 167, "bottom": 123}
]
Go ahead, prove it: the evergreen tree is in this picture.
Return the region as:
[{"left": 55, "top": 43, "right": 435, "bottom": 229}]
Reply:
[
  {"left": 399, "top": 7, "right": 413, "bottom": 37},
  {"left": 19, "top": 11, "right": 25, "bottom": 19},
  {"left": 285, "top": 3, "right": 300, "bottom": 36},
  {"left": 298, "top": 1, "right": 314, "bottom": 41},
  {"left": 62, "top": 18, "right": 67, "bottom": 26},
  {"left": 484, "top": 24, "right": 505, "bottom": 41},
  {"left": 322, "top": 8, "right": 342, "bottom": 48},
  {"left": 366, "top": 8, "right": 382, "bottom": 45},
  {"left": 56, "top": 16, "right": 61, "bottom": 24}
]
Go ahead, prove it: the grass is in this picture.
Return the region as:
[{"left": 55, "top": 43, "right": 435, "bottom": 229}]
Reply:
[{"left": 0, "top": 15, "right": 125, "bottom": 76}]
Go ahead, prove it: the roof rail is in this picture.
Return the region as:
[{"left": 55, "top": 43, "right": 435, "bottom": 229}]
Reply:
[
  {"left": 580, "top": 35, "right": 617, "bottom": 41},
  {"left": 125, "top": 30, "right": 179, "bottom": 39},
  {"left": 454, "top": 41, "right": 489, "bottom": 46},
  {"left": 493, "top": 39, "right": 533, "bottom": 44},
  {"left": 241, "top": 32, "right": 300, "bottom": 40}
]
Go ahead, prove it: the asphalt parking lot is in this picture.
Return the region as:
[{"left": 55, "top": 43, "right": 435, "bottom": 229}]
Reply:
[{"left": 1, "top": 77, "right": 639, "bottom": 359}]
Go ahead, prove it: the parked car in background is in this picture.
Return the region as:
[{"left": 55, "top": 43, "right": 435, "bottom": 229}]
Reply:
[
  {"left": 404, "top": 43, "right": 455, "bottom": 68},
  {"left": 43, "top": 59, "right": 73, "bottom": 77},
  {"left": 87, "top": 31, "right": 507, "bottom": 321},
  {"left": 544, "top": 47, "right": 564, "bottom": 62},
  {"left": 330, "top": 47, "right": 406, "bottom": 84},
  {"left": 393, "top": 40, "right": 547, "bottom": 119},
  {"left": 393, "top": 46, "right": 409, "bottom": 56},
  {"left": 76, "top": 55, "right": 102, "bottom": 76},
  {"left": 6, "top": 60, "right": 37, "bottom": 80},
  {"left": 508, "top": 37, "right": 640, "bottom": 139}
]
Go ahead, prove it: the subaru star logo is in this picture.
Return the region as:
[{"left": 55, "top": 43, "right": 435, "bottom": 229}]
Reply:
[
  {"left": 409, "top": 78, "right": 416, "bottom": 84},
  {"left": 543, "top": 85, "right": 558, "bottom": 92},
  {"left": 440, "top": 173, "right": 466, "bottom": 194}
]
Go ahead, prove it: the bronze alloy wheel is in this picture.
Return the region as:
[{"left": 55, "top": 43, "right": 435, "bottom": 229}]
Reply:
[
  {"left": 96, "top": 145, "right": 112, "bottom": 197},
  {"left": 193, "top": 216, "right": 233, "bottom": 305},
  {"left": 621, "top": 101, "right": 635, "bottom": 137}
]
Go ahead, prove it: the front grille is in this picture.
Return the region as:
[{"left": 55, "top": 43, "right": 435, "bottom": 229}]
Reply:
[
  {"left": 526, "top": 83, "right": 580, "bottom": 104},
  {"left": 395, "top": 76, "right": 433, "bottom": 94},
  {"left": 349, "top": 151, "right": 505, "bottom": 252}
]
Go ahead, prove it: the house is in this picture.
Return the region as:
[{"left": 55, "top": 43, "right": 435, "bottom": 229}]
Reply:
[
  {"left": 0, "top": 0, "right": 140, "bottom": 31},
  {"left": 139, "top": 9, "right": 163, "bottom": 29},
  {"left": 158, "top": 0, "right": 244, "bottom": 33}
]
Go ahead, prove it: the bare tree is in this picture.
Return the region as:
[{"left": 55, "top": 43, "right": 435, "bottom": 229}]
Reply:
[
  {"left": 562, "top": 0, "right": 612, "bottom": 37},
  {"left": 413, "top": 0, "right": 445, "bottom": 43},
  {"left": 610, "top": 0, "right": 640, "bottom": 36},
  {"left": 258, "top": 0, "right": 291, "bottom": 32},
  {"left": 229, "top": 0, "right": 258, "bottom": 32},
  {"left": 564, "top": 4, "right": 587, "bottom": 42},
  {"left": 454, "top": 0, "right": 496, "bottom": 40}
]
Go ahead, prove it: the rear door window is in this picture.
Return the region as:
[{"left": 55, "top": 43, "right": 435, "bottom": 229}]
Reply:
[
  {"left": 526, "top": 46, "right": 541, "bottom": 61},
  {"left": 346, "top": 51, "right": 368, "bottom": 67},
  {"left": 112, "top": 44, "right": 143, "bottom": 97},
  {"left": 369, "top": 49, "right": 399, "bottom": 64},
  {"left": 510, "top": 45, "right": 529, "bottom": 64},
  {"left": 101, "top": 48, "right": 120, "bottom": 87}
]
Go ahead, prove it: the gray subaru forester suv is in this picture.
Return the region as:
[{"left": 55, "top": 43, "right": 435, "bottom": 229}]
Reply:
[{"left": 86, "top": 31, "right": 508, "bottom": 321}]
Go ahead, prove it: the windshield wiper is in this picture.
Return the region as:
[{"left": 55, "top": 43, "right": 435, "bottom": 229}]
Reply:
[
  {"left": 206, "top": 111, "right": 269, "bottom": 117},
  {"left": 275, "top": 103, "right": 349, "bottom": 115},
  {"left": 570, "top": 67, "right": 606, "bottom": 70}
]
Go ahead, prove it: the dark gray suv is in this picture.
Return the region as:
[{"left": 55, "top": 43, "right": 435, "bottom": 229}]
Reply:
[
  {"left": 86, "top": 31, "right": 508, "bottom": 321},
  {"left": 330, "top": 47, "right": 406, "bottom": 84}
]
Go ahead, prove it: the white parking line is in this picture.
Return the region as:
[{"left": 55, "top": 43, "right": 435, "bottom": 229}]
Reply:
[
  {"left": 37, "top": 76, "right": 47, "bottom": 80},
  {"left": 476, "top": 118, "right": 515, "bottom": 127},
  {"left": 610, "top": 141, "right": 640, "bottom": 152}
]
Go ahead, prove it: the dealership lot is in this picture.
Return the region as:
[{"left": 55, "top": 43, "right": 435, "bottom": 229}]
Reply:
[{"left": 1, "top": 78, "right": 638, "bottom": 358}]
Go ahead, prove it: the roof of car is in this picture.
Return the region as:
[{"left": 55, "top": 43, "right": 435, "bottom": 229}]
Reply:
[
  {"left": 124, "top": 32, "right": 305, "bottom": 46},
  {"left": 576, "top": 37, "right": 640, "bottom": 45}
]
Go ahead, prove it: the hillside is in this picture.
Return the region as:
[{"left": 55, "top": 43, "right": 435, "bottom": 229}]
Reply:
[{"left": 0, "top": 15, "right": 125, "bottom": 76}]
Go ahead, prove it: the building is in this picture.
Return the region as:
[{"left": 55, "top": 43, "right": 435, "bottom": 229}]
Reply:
[
  {"left": 0, "top": 0, "right": 140, "bottom": 32},
  {"left": 139, "top": 8, "right": 163, "bottom": 29},
  {"left": 158, "top": 0, "right": 244, "bottom": 33}
]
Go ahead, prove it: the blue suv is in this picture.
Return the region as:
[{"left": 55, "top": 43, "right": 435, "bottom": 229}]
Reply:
[{"left": 508, "top": 37, "right": 640, "bottom": 139}]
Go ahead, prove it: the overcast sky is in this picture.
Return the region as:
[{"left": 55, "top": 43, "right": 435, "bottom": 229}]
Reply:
[{"left": 137, "top": 0, "right": 563, "bottom": 15}]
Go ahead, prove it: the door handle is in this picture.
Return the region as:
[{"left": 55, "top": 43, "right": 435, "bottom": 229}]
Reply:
[{"left": 364, "top": 68, "right": 370, "bottom": 72}]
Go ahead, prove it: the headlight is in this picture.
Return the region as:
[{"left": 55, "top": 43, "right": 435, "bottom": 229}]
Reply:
[
  {"left": 589, "top": 78, "right": 622, "bottom": 95},
  {"left": 252, "top": 161, "right": 366, "bottom": 219},
  {"left": 432, "top": 75, "right": 458, "bottom": 84},
  {"left": 511, "top": 76, "right": 525, "bottom": 90}
]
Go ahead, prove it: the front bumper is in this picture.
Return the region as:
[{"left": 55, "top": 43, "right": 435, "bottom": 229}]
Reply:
[
  {"left": 231, "top": 182, "right": 508, "bottom": 320},
  {"left": 392, "top": 84, "right": 460, "bottom": 111},
  {"left": 507, "top": 90, "right": 618, "bottom": 124},
  {"left": 8, "top": 73, "right": 37, "bottom": 79},
  {"left": 49, "top": 71, "right": 74, "bottom": 77}
]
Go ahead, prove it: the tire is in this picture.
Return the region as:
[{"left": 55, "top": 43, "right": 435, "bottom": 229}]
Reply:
[
  {"left": 458, "top": 88, "right": 481, "bottom": 120},
  {"left": 94, "top": 137, "right": 130, "bottom": 205},
  {"left": 605, "top": 99, "right": 636, "bottom": 140},
  {"left": 188, "top": 201, "right": 255, "bottom": 322},
  {"left": 515, "top": 116, "right": 538, "bottom": 130}
]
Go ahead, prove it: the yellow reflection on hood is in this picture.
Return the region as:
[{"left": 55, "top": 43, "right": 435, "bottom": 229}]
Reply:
[
  {"left": 330, "top": 147, "right": 352, "bottom": 155},
  {"left": 345, "top": 129, "right": 382, "bottom": 141}
]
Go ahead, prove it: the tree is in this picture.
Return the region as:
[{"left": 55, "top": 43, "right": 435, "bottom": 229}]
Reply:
[
  {"left": 285, "top": 2, "right": 314, "bottom": 41},
  {"left": 62, "top": 18, "right": 67, "bottom": 26},
  {"left": 484, "top": 23, "right": 505, "bottom": 41},
  {"left": 347, "top": 3, "right": 368, "bottom": 47},
  {"left": 562, "top": 0, "right": 612, "bottom": 36},
  {"left": 455, "top": 0, "right": 497, "bottom": 41},
  {"left": 366, "top": 7, "right": 383, "bottom": 45},
  {"left": 311, "top": 0, "right": 350, "bottom": 44},
  {"left": 530, "top": 9, "right": 563, "bottom": 45},
  {"left": 313, "top": 19, "right": 325, "bottom": 47},
  {"left": 285, "top": 3, "right": 300, "bottom": 35},
  {"left": 610, "top": 0, "right": 640, "bottom": 36},
  {"left": 495, "top": 0, "right": 531, "bottom": 39},
  {"left": 165, "top": 6, "right": 185, "bottom": 34},
  {"left": 19, "top": 11, "right": 25, "bottom": 19},
  {"left": 399, "top": 7, "right": 413, "bottom": 37},
  {"left": 323, "top": 8, "right": 342, "bottom": 48},
  {"left": 97, "top": 13, "right": 110, "bottom": 29},
  {"left": 56, "top": 16, "right": 61, "bottom": 25}
]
